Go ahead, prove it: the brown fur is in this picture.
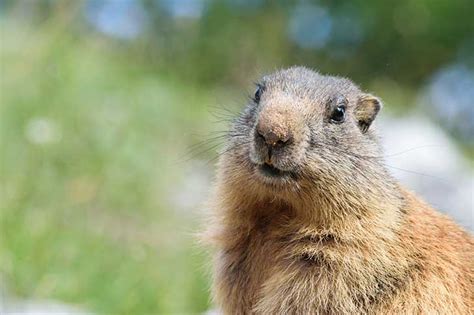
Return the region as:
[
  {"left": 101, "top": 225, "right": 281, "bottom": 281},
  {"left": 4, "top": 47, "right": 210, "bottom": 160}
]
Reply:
[{"left": 204, "top": 67, "right": 473, "bottom": 314}]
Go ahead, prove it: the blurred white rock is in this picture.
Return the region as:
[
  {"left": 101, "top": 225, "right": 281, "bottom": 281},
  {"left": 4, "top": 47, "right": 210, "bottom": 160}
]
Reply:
[
  {"left": 203, "top": 308, "right": 221, "bottom": 315},
  {"left": 1, "top": 299, "right": 92, "bottom": 315},
  {"left": 380, "top": 116, "right": 473, "bottom": 231},
  {"left": 0, "top": 283, "right": 92, "bottom": 315}
]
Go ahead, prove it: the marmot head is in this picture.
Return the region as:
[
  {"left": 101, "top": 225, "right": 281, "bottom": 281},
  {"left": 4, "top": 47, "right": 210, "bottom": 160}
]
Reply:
[{"left": 221, "top": 67, "right": 387, "bottom": 205}]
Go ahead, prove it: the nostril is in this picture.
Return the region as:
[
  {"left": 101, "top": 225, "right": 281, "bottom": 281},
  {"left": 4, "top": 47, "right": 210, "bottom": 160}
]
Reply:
[
  {"left": 255, "top": 121, "right": 293, "bottom": 147},
  {"left": 256, "top": 130, "right": 267, "bottom": 145},
  {"left": 275, "top": 139, "right": 287, "bottom": 147},
  {"left": 274, "top": 134, "right": 293, "bottom": 148},
  {"left": 256, "top": 130, "right": 292, "bottom": 148}
]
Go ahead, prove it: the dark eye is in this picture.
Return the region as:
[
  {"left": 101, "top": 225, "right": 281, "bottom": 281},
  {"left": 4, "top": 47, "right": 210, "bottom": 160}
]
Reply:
[
  {"left": 330, "top": 104, "right": 346, "bottom": 123},
  {"left": 253, "top": 84, "right": 264, "bottom": 104}
]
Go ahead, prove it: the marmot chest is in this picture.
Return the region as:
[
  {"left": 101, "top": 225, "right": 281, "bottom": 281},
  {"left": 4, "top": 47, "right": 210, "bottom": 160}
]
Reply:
[{"left": 219, "top": 223, "right": 402, "bottom": 314}]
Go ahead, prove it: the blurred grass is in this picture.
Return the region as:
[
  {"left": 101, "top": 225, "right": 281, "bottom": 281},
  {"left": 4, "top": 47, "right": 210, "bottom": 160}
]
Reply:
[{"left": 0, "top": 18, "right": 220, "bottom": 314}]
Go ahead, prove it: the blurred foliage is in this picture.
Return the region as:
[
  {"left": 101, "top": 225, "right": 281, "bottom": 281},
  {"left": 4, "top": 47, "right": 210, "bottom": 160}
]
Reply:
[
  {"left": 0, "top": 10, "right": 215, "bottom": 313},
  {"left": 2, "top": 0, "right": 473, "bottom": 87},
  {"left": 0, "top": 0, "right": 473, "bottom": 314}
]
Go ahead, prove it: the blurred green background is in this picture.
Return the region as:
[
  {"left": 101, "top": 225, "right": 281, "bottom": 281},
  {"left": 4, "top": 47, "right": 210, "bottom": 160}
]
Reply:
[{"left": 0, "top": 1, "right": 473, "bottom": 314}]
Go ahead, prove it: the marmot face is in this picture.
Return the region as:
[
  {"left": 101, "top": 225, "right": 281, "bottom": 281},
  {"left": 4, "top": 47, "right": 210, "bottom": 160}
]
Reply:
[{"left": 224, "top": 67, "right": 385, "bottom": 200}]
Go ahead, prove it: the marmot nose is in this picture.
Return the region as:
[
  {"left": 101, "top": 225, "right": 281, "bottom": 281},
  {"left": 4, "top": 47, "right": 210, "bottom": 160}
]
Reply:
[{"left": 256, "top": 122, "right": 292, "bottom": 148}]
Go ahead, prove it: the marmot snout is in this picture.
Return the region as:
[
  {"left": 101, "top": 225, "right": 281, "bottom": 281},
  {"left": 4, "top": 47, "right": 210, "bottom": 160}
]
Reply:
[
  {"left": 253, "top": 98, "right": 299, "bottom": 171},
  {"left": 205, "top": 66, "right": 473, "bottom": 315}
]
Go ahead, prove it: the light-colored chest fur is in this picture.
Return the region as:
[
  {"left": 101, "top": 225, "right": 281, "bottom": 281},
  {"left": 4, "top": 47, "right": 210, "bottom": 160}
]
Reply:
[{"left": 213, "top": 212, "right": 412, "bottom": 315}]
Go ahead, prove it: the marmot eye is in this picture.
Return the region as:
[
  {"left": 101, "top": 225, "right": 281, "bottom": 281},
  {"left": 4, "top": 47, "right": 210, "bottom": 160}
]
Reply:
[
  {"left": 330, "top": 105, "right": 346, "bottom": 123},
  {"left": 253, "top": 84, "right": 264, "bottom": 104}
]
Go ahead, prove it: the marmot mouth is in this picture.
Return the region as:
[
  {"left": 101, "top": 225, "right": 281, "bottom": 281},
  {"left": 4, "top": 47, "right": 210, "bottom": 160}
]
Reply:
[{"left": 259, "top": 163, "right": 288, "bottom": 178}]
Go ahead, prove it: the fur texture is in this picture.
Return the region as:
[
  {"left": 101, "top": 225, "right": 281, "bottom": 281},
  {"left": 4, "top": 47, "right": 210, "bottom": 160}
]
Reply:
[{"left": 204, "top": 67, "right": 473, "bottom": 314}]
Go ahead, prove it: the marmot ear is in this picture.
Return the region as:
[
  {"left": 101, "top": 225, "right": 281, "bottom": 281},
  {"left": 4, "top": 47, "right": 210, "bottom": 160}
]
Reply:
[{"left": 354, "top": 94, "right": 382, "bottom": 133}]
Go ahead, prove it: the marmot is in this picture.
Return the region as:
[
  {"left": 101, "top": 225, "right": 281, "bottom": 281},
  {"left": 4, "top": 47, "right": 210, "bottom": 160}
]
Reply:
[{"left": 204, "top": 67, "right": 473, "bottom": 314}]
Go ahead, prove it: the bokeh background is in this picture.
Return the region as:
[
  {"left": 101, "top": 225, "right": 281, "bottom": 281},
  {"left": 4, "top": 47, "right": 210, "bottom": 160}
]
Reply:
[{"left": 0, "top": 1, "right": 473, "bottom": 314}]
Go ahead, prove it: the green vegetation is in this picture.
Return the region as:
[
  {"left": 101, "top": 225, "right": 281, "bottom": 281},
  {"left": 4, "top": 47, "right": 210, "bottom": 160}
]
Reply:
[{"left": 0, "top": 19, "right": 216, "bottom": 314}]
